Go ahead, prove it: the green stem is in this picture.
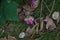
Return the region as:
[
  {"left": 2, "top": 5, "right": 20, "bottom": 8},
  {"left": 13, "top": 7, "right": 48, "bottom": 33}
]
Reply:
[
  {"left": 49, "top": 0, "right": 55, "bottom": 16},
  {"left": 43, "top": 1, "right": 51, "bottom": 12},
  {"left": 40, "top": 0, "right": 43, "bottom": 17},
  {"left": 43, "top": 0, "right": 55, "bottom": 16}
]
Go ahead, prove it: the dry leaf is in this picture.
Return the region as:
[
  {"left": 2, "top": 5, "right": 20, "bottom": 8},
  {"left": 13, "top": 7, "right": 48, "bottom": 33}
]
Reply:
[
  {"left": 8, "top": 35, "right": 16, "bottom": 40},
  {"left": 23, "top": 5, "right": 34, "bottom": 11},
  {"left": 17, "top": 8, "right": 21, "bottom": 13},
  {"left": 36, "top": 26, "right": 39, "bottom": 34},
  {"left": 34, "top": 21, "right": 39, "bottom": 34},
  {"left": 35, "top": 17, "right": 40, "bottom": 23},
  {"left": 17, "top": 6, "right": 23, "bottom": 13},
  {"left": 18, "top": 5, "right": 34, "bottom": 20},
  {"left": 0, "top": 35, "right": 16, "bottom": 40},
  {"left": 44, "top": 16, "right": 56, "bottom": 31},
  {"left": 39, "top": 17, "right": 44, "bottom": 31},
  {"left": 29, "top": 22, "right": 38, "bottom": 34},
  {"left": 17, "top": 6, "right": 26, "bottom": 20},
  {"left": 22, "top": 8, "right": 34, "bottom": 16},
  {"left": 24, "top": 10, "right": 33, "bottom": 16},
  {"left": 35, "top": 17, "right": 44, "bottom": 32},
  {"left": 18, "top": 13, "right": 25, "bottom": 20},
  {"left": 0, "top": 37, "right": 7, "bottom": 40}
]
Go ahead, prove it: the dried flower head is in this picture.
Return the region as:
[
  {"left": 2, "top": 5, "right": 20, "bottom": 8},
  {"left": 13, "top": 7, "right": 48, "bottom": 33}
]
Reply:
[
  {"left": 52, "top": 11, "right": 59, "bottom": 20},
  {"left": 19, "top": 32, "right": 25, "bottom": 38}
]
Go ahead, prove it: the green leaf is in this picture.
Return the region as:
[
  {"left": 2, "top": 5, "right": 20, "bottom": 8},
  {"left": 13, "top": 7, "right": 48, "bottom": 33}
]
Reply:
[{"left": 2, "top": 0, "right": 19, "bottom": 21}]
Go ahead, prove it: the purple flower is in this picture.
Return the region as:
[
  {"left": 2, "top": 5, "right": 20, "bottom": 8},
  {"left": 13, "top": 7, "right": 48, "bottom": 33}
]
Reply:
[
  {"left": 29, "top": 17, "right": 34, "bottom": 24},
  {"left": 31, "top": 0, "right": 39, "bottom": 8},
  {"left": 31, "top": 3, "right": 35, "bottom": 8},
  {"left": 24, "top": 17, "right": 34, "bottom": 24}
]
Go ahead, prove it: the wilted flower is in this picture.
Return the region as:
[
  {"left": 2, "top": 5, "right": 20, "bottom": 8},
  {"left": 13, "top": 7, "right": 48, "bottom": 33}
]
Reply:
[
  {"left": 24, "top": 16, "right": 34, "bottom": 24},
  {"left": 52, "top": 11, "right": 59, "bottom": 20},
  {"left": 19, "top": 32, "right": 25, "bottom": 38}
]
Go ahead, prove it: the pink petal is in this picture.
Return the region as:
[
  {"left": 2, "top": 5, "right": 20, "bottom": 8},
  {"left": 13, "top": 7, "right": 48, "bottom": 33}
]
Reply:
[
  {"left": 24, "top": 18, "right": 29, "bottom": 24},
  {"left": 24, "top": 18, "right": 28, "bottom": 21},
  {"left": 26, "top": 21, "right": 30, "bottom": 24},
  {"left": 29, "top": 17, "right": 34, "bottom": 24}
]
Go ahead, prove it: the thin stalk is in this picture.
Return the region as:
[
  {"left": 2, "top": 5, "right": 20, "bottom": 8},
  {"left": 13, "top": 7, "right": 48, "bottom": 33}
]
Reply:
[
  {"left": 43, "top": 1, "right": 51, "bottom": 13},
  {"left": 43, "top": 0, "right": 55, "bottom": 16},
  {"left": 49, "top": 0, "right": 55, "bottom": 16},
  {"left": 40, "top": 0, "right": 43, "bottom": 17}
]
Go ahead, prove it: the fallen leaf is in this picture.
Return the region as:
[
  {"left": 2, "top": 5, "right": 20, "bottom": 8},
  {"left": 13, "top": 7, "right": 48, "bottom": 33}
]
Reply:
[
  {"left": 0, "top": 37, "right": 7, "bottom": 40},
  {"left": 44, "top": 16, "right": 56, "bottom": 31},
  {"left": 18, "top": 13, "right": 25, "bottom": 20},
  {"left": 39, "top": 17, "right": 44, "bottom": 31},
  {"left": 8, "top": 35, "right": 16, "bottom": 40},
  {"left": 36, "top": 26, "right": 39, "bottom": 34},
  {"left": 23, "top": 5, "right": 34, "bottom": 11},
  {"left": 0, "top": 35, "right": 16, "bottom": 40},
  {"left": 35, "top": 17, "right": 44, "bottom": 32}
]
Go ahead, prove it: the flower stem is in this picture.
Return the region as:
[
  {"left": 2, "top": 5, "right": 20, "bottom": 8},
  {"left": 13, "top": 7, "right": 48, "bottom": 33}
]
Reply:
[
  {"left": 40, "top": 0, "right": 43, "bottom": 17},
  {"left": 43, "top": 0, "right": 55, "bottom": 16},
  {"left": 49, "top": 0, "right": 55, "bottom": 16}
]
